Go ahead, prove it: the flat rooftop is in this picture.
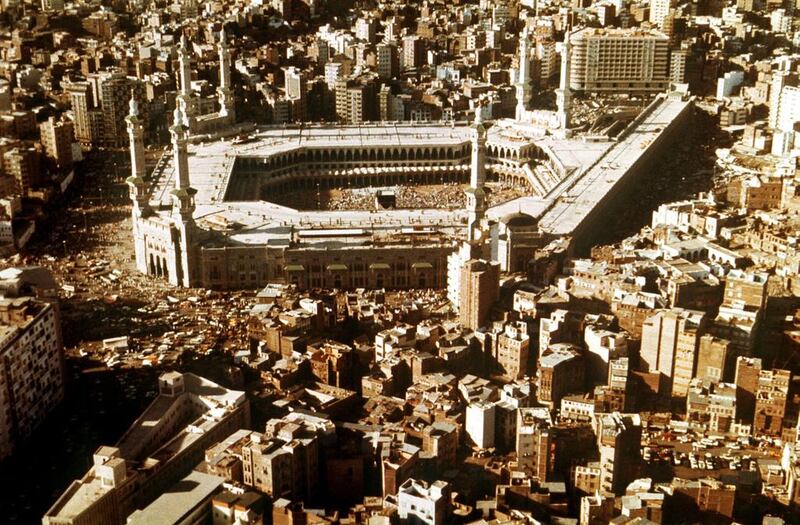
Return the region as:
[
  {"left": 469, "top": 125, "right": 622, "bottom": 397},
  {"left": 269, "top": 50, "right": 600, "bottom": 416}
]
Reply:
[
  {"left": 536, "top": 94, "right": 693, "bottom": 235},
  {"left": 126, "top": 471, "right": 224, "bottom": 525}
]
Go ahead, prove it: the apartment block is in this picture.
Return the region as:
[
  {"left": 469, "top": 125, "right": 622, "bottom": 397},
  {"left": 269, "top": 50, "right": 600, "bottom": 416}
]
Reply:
[
  {"left": 569, "top": 27, "right": 670, "bottom": 94},
  {"left": 0, "top": 297, "right": 64, "bottom": 460}
]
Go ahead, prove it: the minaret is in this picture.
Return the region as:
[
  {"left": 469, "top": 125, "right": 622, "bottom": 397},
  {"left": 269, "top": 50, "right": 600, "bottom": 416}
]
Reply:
[
  {"left": 556, "top": 30, "right": 572, "bottom": 130},
  {"left": 126, "top": 95, "right": 150, "bottom": 275},
  {"left": 515, "top": 25, "right": 532, "bottom": 121},
  {"left": 177, "top": 34, "right": 196, "bottom": 131},
  {"left": 217, "top": 26, "right": 235, "bottom": 120},
  {"left": 169, "top": 105, "right": 197, "bottom": 287},
  {"left": 170, "top": 105, "right": 195, "bottom": 212},
  {"left": 466, "top": 109, "right": 487, "bottom": 244}
]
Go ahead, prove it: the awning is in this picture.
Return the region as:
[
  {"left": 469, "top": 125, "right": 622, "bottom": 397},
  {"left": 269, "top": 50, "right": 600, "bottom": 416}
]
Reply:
[
  {"left": 326, "top": 264, "right": 349, "bottom": 271},
  {"left": 369, "top": 263, "right": 391, "bottom": 270},
  {"left": 411, "top": 262, "right": 433, "bottom": 270},
  {"left": 285, "top": 264, "right": 305, "bottom": 272}
]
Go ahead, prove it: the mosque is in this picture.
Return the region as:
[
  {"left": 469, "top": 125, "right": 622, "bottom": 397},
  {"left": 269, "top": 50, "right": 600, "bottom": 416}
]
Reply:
[{"left": 126, "top": 28, "right": 693, "bottom": 291}]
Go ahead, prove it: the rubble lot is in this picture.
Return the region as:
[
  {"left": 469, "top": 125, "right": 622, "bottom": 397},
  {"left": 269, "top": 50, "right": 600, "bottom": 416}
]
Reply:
[
  {"left": 25, "top": 206, "right": 253, "bottom": 368},
  {"left": 3, "top": 151, "right": 254, "bottom": 370}
]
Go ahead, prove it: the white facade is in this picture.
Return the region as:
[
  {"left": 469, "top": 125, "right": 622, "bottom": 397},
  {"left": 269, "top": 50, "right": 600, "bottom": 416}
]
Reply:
[
  {"left": 466, "top": 401, "right": 496, "bottom": 449},
  {"left": 770, "top": 77, "right": 800, "bottom": 132},
  {"left": 716, "top": 71, "right": 745, "bottom": 100},
  {"left": 649, "top": 0, "right": 676, "bottom": 28},
  {"left": 397, "top": 479, "right": 450, "bottom": 525}
]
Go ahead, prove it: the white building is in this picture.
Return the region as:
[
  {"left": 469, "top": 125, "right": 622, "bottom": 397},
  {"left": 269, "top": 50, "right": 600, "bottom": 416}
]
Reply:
[
  {"left": 770, "top": 74, "right": 800, "bottom": 132},
  {"left": 771, "top": 9, "right": 793, "bottom": 33},
  {"left": 397, "top": 479, "right": 451, "bottom": 525},
  {"left": 584, "top": 325, "right": 628, "bottom": 385},
  {"left": 649, "top": 0, "right": 676, "bottom": 29},
  {"left": 716, "top": 71, "right": 745, "bottom": 100},
  {"left": 466, "top": 401, "right": 496, "bottom": 449}
]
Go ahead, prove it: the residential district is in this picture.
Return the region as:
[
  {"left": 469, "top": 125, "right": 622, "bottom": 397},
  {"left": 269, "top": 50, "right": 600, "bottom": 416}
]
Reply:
[{"left": 3, "top": 0, "right": 800, "bottom": 524}]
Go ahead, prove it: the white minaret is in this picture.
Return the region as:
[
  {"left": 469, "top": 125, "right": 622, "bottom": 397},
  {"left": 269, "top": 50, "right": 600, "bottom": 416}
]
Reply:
[
  {"left": 466, "top": 109, "right": 487, "bottom": 243},
  {"left": 177, "top": 34, "right": 196, "bottom": 130},
  {"left": 169, "top": 105, "right": 196, "bottom": 287},
  {"left": 515, "top": 25, "right": 532, "bottom": 121},
  {"left": 217, "top": 26, "right": 235, "bottom": 119},
  {"left": 126, "top": 95, "right": 150, "bottom": 275},
  {"left": 556, "top": 30, "right": 572, "bottom": 130},
  {"left": 170, "top": 105, "right": 194, "bottom": 203}
]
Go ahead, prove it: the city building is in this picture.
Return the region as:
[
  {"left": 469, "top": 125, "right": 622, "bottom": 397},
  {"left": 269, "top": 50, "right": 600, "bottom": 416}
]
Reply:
[
  {"left": 395, "top": 479, "right": 451, "bottom": 525},
  {"left": 0, "top": 296, "right": 63, "bottom": 460},
  {"left": 39, "top": 117, "right": 75, "bottom": 168},
  {"left": 43, "top": 373, "right": 249, "bottom": 525},
  {"left": 516, "top": 407, "right": 553, "bottom": 481},
  {"left": 640, "top": 308, "right": 707, "bottom": 398},
  {"left": 593, "top": 412, "right": 642, "bottom": 495},
  {"left": 569, "top": 28, "right": 671, "bottom": 94},
  {"left": 537, "top": 343, "right": 583, "bottom": 409}
]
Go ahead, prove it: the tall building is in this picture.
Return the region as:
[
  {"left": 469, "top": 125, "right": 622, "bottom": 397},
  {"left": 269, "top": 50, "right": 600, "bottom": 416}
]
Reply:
[
  {"left": 734, "top": 356, "right": 761, "bottom": 424},
  {"left": 495, "top": 321, "right": 531, "bottom": 379},
  {"left": 39, "top": 117, "right": 74, "bottom": 167},
  {"left": 754, "top": 368, "right": 792, "bottom": 437},
  {"left": 377, "top": 43, "right": 399, "bottom": 80},
  {"left": 355, "top": 16, "right": 378, "bottom": 44},
  {"left": 66, "top": 80, "right": 103, "bottom": 145},
  {"left": 284, "top": 66, "right": 307, "bottom": 122},
  {"left": 593, "top": 412, "right": 641, "bottom": 495},
  {"left": 3, "top": 147, "right": 41, "bottom": 195},
  {"left": 537, "top": 343, "right": 583, "bottom": 408},
  {"left": 649, "top": 0, "right": 676, "bottom": 28},
  {"left": 516, "top": 407, "right": 553, "bottom": 481},
  {"left": 458, "top": 259, "right": 499, "bottom": 330},
  {"left": 695, "top": 334, "right": 732, "bottom": 383},
  {"left": 0, "top": 296, "right": 64, "bottom": 460},
  {"left": 466, "top": 401, "right": 496, "bottom": 449},
  {"left": 640, "top": 308, "right": 707, "bottom": 398},
  {"left": 402, "top": 36, "right": 426, "bottom": 71},
  {"left": 334, "top": 76, "right": 378, "bottom": 124},
  {"left": 95, "top": 70, "right": 146, "bottom": 147},
  {"left": 569, "top": 28, "right": 671, "bottom": 94},
  {"left": 769, "top": 72, "right": 800, "bottom": 132}
]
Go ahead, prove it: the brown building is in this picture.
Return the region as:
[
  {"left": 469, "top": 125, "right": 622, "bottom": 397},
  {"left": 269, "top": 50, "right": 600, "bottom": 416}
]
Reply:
[
  {"left": 734, "top": 356, "right": 761, "bottom": 424},
  {"left": 668, "top": 478, "right": 736, "bottom": 521},
  {"left": 487, "top": 320, "right": 531, "bottom": 379},
  {"left": 459, "top": 259, "right": 500, "bottom": 330},
  {"left": 754, "top": 368, "right": 793, "bottom": 437},
  {"left": 40, "top": 117, "right": 74, "bottom": 168},
  {"left": 593, "top": 412, "right": 642, "bottom": 495},
  {"left": 695, "top": 334, "right": 733, "bottom": 383},
  {"left": 537, "top": 343, "right": 584, "bottom": 409},
  {"left": 722, "top": 270, "right": 768, "bottom": 311},
  {"left": 308, "top": 339, "right": 354, "bottom": 389},
  {"left": 516, "top": 407, "right": 553, "bottom": 481},
  {"left": 640, "top": 308, "right": 707, "bottom": 398},
  {"left": 3, "top": 147, "right": 41, "bottom": 195}
]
